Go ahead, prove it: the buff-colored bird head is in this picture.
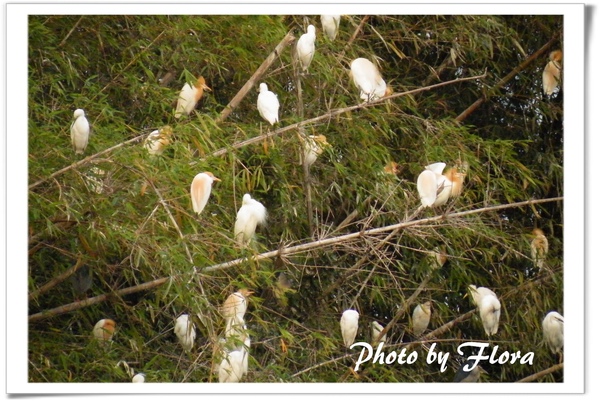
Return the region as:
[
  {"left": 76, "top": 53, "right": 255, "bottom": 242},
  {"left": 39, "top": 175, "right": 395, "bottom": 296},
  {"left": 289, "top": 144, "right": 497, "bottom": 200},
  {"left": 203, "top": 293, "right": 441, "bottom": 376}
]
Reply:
[
  {"left": 549, "top": 50, "right": 563, "bottom": 63},
  {"left": 195, "top": 76, "right": 211, "bottom": 91}
]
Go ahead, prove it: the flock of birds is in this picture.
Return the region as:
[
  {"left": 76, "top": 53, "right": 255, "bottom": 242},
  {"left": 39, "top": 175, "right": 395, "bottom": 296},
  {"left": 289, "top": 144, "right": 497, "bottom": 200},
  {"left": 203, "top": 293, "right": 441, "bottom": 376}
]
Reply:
[{"left": 67, "top": 16, "right": 563, "bottom": 383}]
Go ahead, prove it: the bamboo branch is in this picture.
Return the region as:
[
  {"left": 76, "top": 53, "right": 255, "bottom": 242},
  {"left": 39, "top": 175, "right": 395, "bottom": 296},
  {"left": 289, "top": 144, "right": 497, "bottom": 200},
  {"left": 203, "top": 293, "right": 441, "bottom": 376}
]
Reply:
[
  {"left": 28, "top": 277, "right": 169, "bottom": 323},
  {"left": 516, "top": 363, "right": 563, "bottom": 382},
  {"left": 58, "top": 16, "right": 83, "bottom": 47},
  {"left": 194, "top": 72, "right": 487, "bottom": 164},
  {"left": 29, "top": 133, "right": 147, "bottom": 190},
  {"left": 28, "top": 196, "right": 562, "bottom": 322},
  {"left": 216, "top": 30, "right": 296, "bottom": 124},
  {"left": 455, "top": 35, "right": 559, "bottom": 123}
]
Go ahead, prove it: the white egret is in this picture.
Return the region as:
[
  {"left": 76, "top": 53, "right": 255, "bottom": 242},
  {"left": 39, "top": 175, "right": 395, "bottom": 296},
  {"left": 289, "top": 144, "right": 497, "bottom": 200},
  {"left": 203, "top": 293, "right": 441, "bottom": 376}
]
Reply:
[
  {"left": 371, "top": 321, "right": 386, "bottom": 344},
  {"left": 175, "top": 76, "right": 211, "bottom": 119},
  {"left": 174, "top": 314, "right": 196, "bottom": 352},
  {"left": 542, "top": 311, "right": 563, "bottom": 354},
  {"left": 234, "top": 194, "right": 267, "bottom": 246},
  {"left": 542, "top": 50, "right": 562, "bottom": 95},
  {"left": 349, "top": 58, "right": 392, "bottom": 102},
  {"left": 412, "top": 301, "right": 432, "bottom": 337},
  {"left": 190, "top": 171, "right": 221, "bottom": 215},
  {"left": 467, "top": 285, "right": 498, "bottom": 308},
  {"left": 479, "top": 294, "right": 501, "bottom": 336},
  {"left": 296, "top": 24, "right": 316, "bottom": 73},
  {"left": 70, "top": 108, "right": 90, "bottom": 154},
  {"left": 92, "top": 318, "right": 116, "bottom": 342},
  {"left": 221, "top": 289, "right": 253, "bottom": 329},
  {"left": 340, "top": 309, "right": 360, "bottom": 348},
  {"left": 219, "top": 350, "right": 245, "bottom": 383},
  {"left": 417, "top": 162, "right": 465, "bottom": 208},
  {"left": 132, "top": 373, "right": 146, "bottom": 383},
  {"left": 301, "top": 134, "right": 329, "bottom": 168},
  {"left": 257, "top": 83, "right": 280, "bottom": 125},
  {"left": 320, "top": 15, "right": 341, "bottom": 41},
  {"left": 144, "top": 125, "right": 173, "bottom": 156},
  {"left": 531, "top": 228, "right": 549, "bottom": 269}
]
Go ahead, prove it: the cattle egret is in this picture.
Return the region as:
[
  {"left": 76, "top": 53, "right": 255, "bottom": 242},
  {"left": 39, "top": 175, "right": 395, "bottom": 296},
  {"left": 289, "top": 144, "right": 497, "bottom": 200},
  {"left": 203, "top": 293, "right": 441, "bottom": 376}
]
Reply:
[
  {"left": 340, "top": 309, "right": 360, "bottom": 348},
  {"left": 531, "top": 228, "right": 549, "bottom": 269},
  {"left": 296, "top": 24, "right": 316, "bottom": 73},
  {"left": 257, "top": 83, "right": 280, "bottom": 125},
  {"left": 417, "top": 166, "right": 442, "bottom": 208},
  {"left": 417, "top": 162, "right": 465, "bottom": 208},
  {"left": 412, "top": 301, "right": 432, "bottom": 337},
  {"left": 542, "top": 311, "right": 564, "bottom": 355},
  {"left": 70, "top": 108, "right": 90, "bottom": 154},
  {"left": 301, "top": 134, "right": 329, "bottom": 168},
  {"left": 234, "top": 194, "right": 267, "bottom": 246},
  {"left": 175, "top": 76, "right": 211, "bottom": 119},
  {"left": 479, "top": 294, "right": 501, "bottom": 336},
  {"left": 93, "top": 318, "right": 116, "bottom": 342},
  {"left": 219, "top": 350, "right": 245, "bottom": 383},
  {"left": 542, "top": 50, "right": 562, "bottom": 95},
  {"left": 371, "top": 321, "right": 387, "bottom": 344},
  {"left": 190, "top": 172, "right": 220, "bottom": 215},
  {"left": 467, "top": 285, "right": 498, "bottom": 308},
  {"left": 383, "top": 161, "right": 399, "bottom": 175},
  {"left": 221, "top": 289, "right": 253, "bottom": 329},
  {"left": 174, "top": 314, "right": 196, "bottom": 352},
  {"left": 320, "top": 15, "right": 341, "bottom": 41},
  {"left": 453, "top": 360, "right": 485, "bottom": 382},
  {"left": 349, "top": 58, "right": 392, "bottom": 102},
  {"left": 132, "top": 373, "right": 146, "bottom": 383},
  {"left": 428, "top": 247, "right": 448, "bottom": 270},
  {"left": 144, "top": 125, "right": 173, "bottom": 156},
  {"left": 241, "top": 334, "right": 251, "bottom": 377}
]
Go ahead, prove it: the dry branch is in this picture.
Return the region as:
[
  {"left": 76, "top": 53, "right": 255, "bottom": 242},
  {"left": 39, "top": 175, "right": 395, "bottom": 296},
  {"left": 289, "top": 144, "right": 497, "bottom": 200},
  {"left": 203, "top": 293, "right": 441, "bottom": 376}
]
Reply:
[
  {"left": 216, "top": 30, "right": 296, "bottom": 124},
  {"left": 27, "top": 196, "right": 562, "bottom": 322},
  {"left": 28, "top": 257, "right": 84, "bottom": 302},
  {"left": 516, "top": 363, "right": 563, "bottom": 382},
  {"left": 455, "top": 35, "right": 559, "bottom": 123}
]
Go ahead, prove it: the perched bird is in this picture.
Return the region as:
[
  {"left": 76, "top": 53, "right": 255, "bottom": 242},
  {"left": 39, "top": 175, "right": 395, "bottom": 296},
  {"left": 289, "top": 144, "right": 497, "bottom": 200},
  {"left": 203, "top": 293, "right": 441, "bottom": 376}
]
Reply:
[
  {"left": 219, "top": 350, "right": 245, "bottom": 383},
  {"left": 530, "top": 228, "right": 549, "bottom": 269},
  {"left": 221, "top": 289, "right": 253, "bottom": 331},
  {"left": 234, "top": 194, "right": 268, "bottom": 246},
  {"left": 417, "top": 162, "right": 466, "bottom": 208},
  {"left": 132, "top": 373, "right": 146, "bottom": 383},
  {"left": 340, "top": 309, "right": 360, "bottom": 348},
  {"left": 479, "top": 294, "right": 501, "bottom": 336},
  {"left": 70, "top": 108, "right": 90, "bottom": 154},
  {"left": 453, "top": 359, "right": 485, "bottom": 382},
  {"left": 412, "top": 301, "right": 432, "bottom": 337},
  {"left": 144, "top": 125, "right": 173, "bottom": 156},
  {"left": 190, "top": 172, "right": 221, "bottom": 215},
  {"left": 320, "top": 15, "right": 341, "bottom": 41},
  {"left": 175, "top": 76, "right": 211, "bottom": 119},
  {"left": 542, "top": 50, "right": 562, "bottom": 95},
  {"left": 349, "top": 58, "right": 392, "bottom": 102},
  {"left": 371, "top": 321, "right": 387, "bottom": 344},
  {"left": 296, "top": 24, "right": 316, "bottom": 73},
  {"left": 542, "top": 311, "right": 564, "bottom": 355},
  {"left": 467, "top": 285, "right": 498, "bottom": 308},
  {"left": 257, "top": 83, "right": 280, "bottom": 125},
  {"left": 383, "top": 161, "right": 399, "bottom": 175},
  {"left": 301, "top": 134, "right": 329, "bottom": 168},
  {"left": 174, "top": 314, "right": 196, "bottom": 352},
  {"left": 428, "top": 247, "right": 448, "bottom": 270},
  {"left": 92, "top": 318, "right": 116, "bottom": 342}
]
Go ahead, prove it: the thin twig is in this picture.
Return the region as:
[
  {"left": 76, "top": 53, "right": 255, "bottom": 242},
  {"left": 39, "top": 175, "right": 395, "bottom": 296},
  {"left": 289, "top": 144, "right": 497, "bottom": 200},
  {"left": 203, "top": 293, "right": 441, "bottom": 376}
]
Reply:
[
  {"left": 216, "top": 30, "right": 296, "bottom": 124},
  {"left": 58, "top": 16, "right": 83, "bottom": 47},
  {"left": 28, "top": 257, "right": 84, "bottom": 302},
  {"left": 516, "top": 363, "right": 563, "bottom": 382}
]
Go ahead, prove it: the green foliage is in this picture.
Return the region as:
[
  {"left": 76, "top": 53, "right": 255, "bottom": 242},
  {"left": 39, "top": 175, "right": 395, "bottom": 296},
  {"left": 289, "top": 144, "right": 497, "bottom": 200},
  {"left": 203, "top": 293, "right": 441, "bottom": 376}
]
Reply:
[{"left": 28, "top": 15, "right": 563, "bottom": 383}]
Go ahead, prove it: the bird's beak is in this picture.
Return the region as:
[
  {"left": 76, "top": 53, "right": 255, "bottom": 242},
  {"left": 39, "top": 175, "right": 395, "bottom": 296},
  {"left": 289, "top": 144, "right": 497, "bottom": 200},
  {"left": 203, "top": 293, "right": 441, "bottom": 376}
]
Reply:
[
  {"left": 213, "top": 177, "right": 221, "bottom": 182},
  {"left": 203, "top": 84, "right": 212, "bottom": 92}
]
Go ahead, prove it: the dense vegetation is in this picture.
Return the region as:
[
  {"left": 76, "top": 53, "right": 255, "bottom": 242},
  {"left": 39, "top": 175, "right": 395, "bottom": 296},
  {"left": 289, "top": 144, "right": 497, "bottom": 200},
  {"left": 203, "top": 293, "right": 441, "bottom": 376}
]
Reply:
[{"left": 28, "top": 15, "right": 563, "bottom": 383}]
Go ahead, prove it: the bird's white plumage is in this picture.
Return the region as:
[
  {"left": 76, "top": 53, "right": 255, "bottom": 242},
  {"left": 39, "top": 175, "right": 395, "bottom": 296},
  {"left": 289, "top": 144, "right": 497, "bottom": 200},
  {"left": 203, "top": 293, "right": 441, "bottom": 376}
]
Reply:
[
  {"left": 257, "top": 83, "right": 280, "bottom": 125},
  {"left": 297, "top": 25, "right": 316, "bottom": 72},
  {"left": 219, "top": 350, "right": 245, "bottom": 383},
  {"left": 340, "top": 309, "right": 360, "bottom": 348},
  {"left": 542, "top": 51, "right": 562, "bottom": 95},
  {"left": 542, "top": 311, "right": 563, "bottom": 354},
  {"left": 175, "top": 83, "right": 197, "bottom": 118},
  {"left": 371, "top": 321, "right": 386, "bottom": 343},
  {"left": 417, "top": 169, "right": 439, "bottom": 207},
  {"left": 234, "top": 194, "right": 267, "bottom": 246},
  {"left": 479, "top": 294, "right": 501, "bottom": 336},
  {"left": 350, "top": 58, "right": 389, "bottom": 102},
  {"left": 412, "top": 302, "right": 432, "bottom": 337},
  {"left": 92, "top": 318, "right": 115, "bottom": 341},
  {"left": 241, "top": 334, "right": 251, "bottom": 376},
  {"left": 302, "top": 135, "right": 329, "bottom": 168},
  {"left": 468, "top": 285, "right": 498, "bottom": 308},
  {"left": 132, "top": 373, "right": 145, "bottom": 383},
  {"left": 320, "top": 15, "right": 341, "bottom": 41},
  {"left": 70, "top": 108, "right": 90, "bottom": 154},
  {"left": 190, "top": 172, "right": 219, "bottom": 215},
  {"left": 174, "top": 314, "right": 196, "bottom": 352}
]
